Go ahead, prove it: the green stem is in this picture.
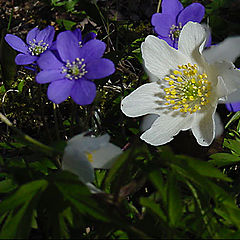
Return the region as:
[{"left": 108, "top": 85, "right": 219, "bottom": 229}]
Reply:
[
  {"left": 0, "top": 112, "right": 61, "bottom": 168},
  {"left": 53, "top": 103, "right": 60, "bottom": 140},
  {"left": 157, "top": 0, "right": 162, "bottom": 13}
]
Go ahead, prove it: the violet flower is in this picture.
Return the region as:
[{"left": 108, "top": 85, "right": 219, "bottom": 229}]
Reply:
[
  {"left": 5, "top": 25, "right": 55, "bottom": 65},
  {"left": 226, "top": 103, "right": 240, "bottom": 112},
  {"left": 36, "top": 30, "right": 115, "bottom": 105},
  {"left": 151, "top": 0, "right": 205, "bottom": 48}
]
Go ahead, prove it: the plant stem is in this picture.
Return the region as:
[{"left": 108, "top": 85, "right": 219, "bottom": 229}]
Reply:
[
  {"left": 0, "top": 112, "right": 61, "bottom": 168},
  {"left": 157, "top": 0, "right": 162, "bottom": 13}
]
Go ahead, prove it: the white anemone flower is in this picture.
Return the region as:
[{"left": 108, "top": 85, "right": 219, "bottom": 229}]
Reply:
[
  {"left": 121, "top": 22, "right": 240, "bottom": 146},
  {"left": 62, "top": 133, "right": 122, "bottom": 185}
]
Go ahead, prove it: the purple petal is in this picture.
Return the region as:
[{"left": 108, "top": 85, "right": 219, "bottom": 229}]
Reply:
[
  {"left": 151, "top": 13, "right": 176, "bottom": 37},
  {"left": 15, "top": 53, "right": 38, "bottom": 65},
  {"left": 158, "top": 36, "right": 174, "bottom": 48},
  {"left": 47, "top": 79, "right": 74, "bottom": 104},
  {"left": 177, "top": 3, "right": 205, "bottom": 26},
  {"left": 26, "top": 27, "right": 40, "bottom": 44},
  {"left": 36, "top": 26, "right": 55, "bottom": 45},
  {"left": 5, "top": 34, "right": 29, "bottom": 53},
  {"left": 56, "top": 31, "right": 81, "bottom": 62},
  {"left": 85, "top": 58, "right": 115, "bottom": 79},
  {"left": 226, "top": 102, "right": 240, "bottom": 112},
  {"left": 162, "top": 0, "right": 183, "bottom": 17},
  {"left": 71, "top": 79, "right": 96, "bottom": 105},
  {"left": 82, "top": 32, "right": 97, "bottom": 44},
  {"left": 36, "top": 70, "right": 65, "bottom": 83},
  {"left": 80, "top": 39, "right": 106, "bottom": 62},
  {"left": 73, "top": 28, "right": 82, "bottom": 42},
  {"left": 205, "top": 33, "right": 212, "bottom": 48},
  {"left": 37, "top": 50, "right": 63, "bottom": 70}
]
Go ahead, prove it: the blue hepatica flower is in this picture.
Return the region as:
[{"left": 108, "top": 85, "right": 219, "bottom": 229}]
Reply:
[
  {"left": 5, "top": 25, "right": 55, "bottom": 65},
  {"left": 36, "top": 30, "right": 115, "bottom": 105},
  {"left": 151, "top": 0, "right": 205, "bottom": 48}
]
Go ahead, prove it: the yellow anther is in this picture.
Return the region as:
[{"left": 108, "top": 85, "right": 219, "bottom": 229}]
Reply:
[
  {"left": 177, "top": 76, "right": 183, "bottom": 82},
  {"left": 165, "top": 102, "right": 170, "bottom": 105},
  {"left": 189, "top": 96, "right": 194, "bottom": 101},
  {"left": 173, "top": 70, "right": 182, "bottom": 75},
  {"left": 163, "top": 63, "right": 211, "bottom": 113},
  {"left": 86, "top": 152, "right": 93, "bottom": 162}
]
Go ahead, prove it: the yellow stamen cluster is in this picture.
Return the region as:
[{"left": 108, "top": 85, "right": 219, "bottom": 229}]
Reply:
[
  {"left": 86, "top": 152, "right": 93, "bottom": 162},
  {"left": 163, "top": 63, "right": 211, "bottom": 114}
]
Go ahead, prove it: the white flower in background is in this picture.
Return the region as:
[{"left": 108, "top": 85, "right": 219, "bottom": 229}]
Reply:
[
  {"left": 62, "top": 133, "right": 122, "bottom": 185},
  {"left": 121, "top": 22, "right": 240, "bottom": 146}
]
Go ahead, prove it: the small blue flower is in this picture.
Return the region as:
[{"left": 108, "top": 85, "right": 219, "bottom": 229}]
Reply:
[
  {"left": 226, "top": 102, "right": 240, "bottom": 112},
  {"left": 36, "top": 30, "right": 115, "bottom": 105},
  {"left": 151, "top": 0, "right": 205, "bottom": 48},
  {"left": 5, "top": 25, "right": 55, "bottom": 65}
]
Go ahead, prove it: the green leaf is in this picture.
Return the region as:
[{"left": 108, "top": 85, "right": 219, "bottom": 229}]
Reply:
[
  {"left": 167, "top": 172, "right": 182, "bottom": 227},
  {"left": 0, "top": 179, "right": 48, "bottom": 216},
  {"left": 209, "top": 153, "right": 240, "bottom": 167},
  {"left": 149, "top": 170, "right": 167, "bottom": 204},
  {"left": 0, "top": 198, "right": 37, "bottom": 239},
  {"left": 0, "top": 180, "right": 48, "bottom": 239},
  {"left": 176, "top": 155, "right": 232, "bottom": 182},
  {"left": 225, "top": 112, "right": 240, "bottom": 129},
  {"left": 54, "top": 171, "right": 109, "bottom": 222},
  {"left": 17, "top": 79, "right": 25, "bottom": 92},
  {"left": 56, "top": 19, "right": 76, "bottom": 30},
  {"left": 223, "top": 139, "right": 240, "bottom": 156},
  {"left": 0, "top": 179, "right": 17, "bottom": 193},
  {"left": 140, "top": 197, "right": 167, "bottom": 222}
]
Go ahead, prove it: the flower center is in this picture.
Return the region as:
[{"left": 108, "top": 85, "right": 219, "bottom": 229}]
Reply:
[
  {"left": 61, "top": 58, "right": 88, "bottom": 80},
  {"left": 28, "top": 39, "right": 49, "bottom": 56},
  {"left": 163, "top": 63, "right": 211, "bottom": 114},
  {"left": 169, "top": 23, "right": 182, "bottom": 42}
]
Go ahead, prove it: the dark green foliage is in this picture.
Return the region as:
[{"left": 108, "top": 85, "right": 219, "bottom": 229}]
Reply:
[{"left": 1, "top": 0, "right": 240, "bottom": 238}]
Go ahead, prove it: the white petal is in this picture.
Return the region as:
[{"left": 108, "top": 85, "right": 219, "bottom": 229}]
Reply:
[
  {"left": 140, "top": 113, "right": 193, "bottom": 146},
  {"left": 68, "top": 133, "right": 110, "bottom": 152},
  {"left": 224, "top": 90, "right": 240, "bottom": 103},
  {"left": 86, "top": 183, "right": 102, "bottom": 193},
  {"left": 178, "top": 22, "right": 207, "bottom": 56},
  {"left": 140, "top": 114, "right": 159, "bottom": 132},
  {"left": 203, "top": 36, "right": 240, "bottom": 64},
  {"left": 91, "top": 143, "right": 122, "bottom": 169},
  {"left": 143, "top": 60, "right": 159, "bottom": 82},
  {"left": 141, "top": 35, "right": 190, "bottom": 79},
  {"left": 212, "top": 61, "right": 240, "bottom": 100},
  {"left": 191, "top": 105, "right": 217, "bottom": 146},
  {"left": 121, "top": 82, "right": 165, "bottom": 117},
  {"left": 62, "top": 145, "right": 94, "bottom": 183}
]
